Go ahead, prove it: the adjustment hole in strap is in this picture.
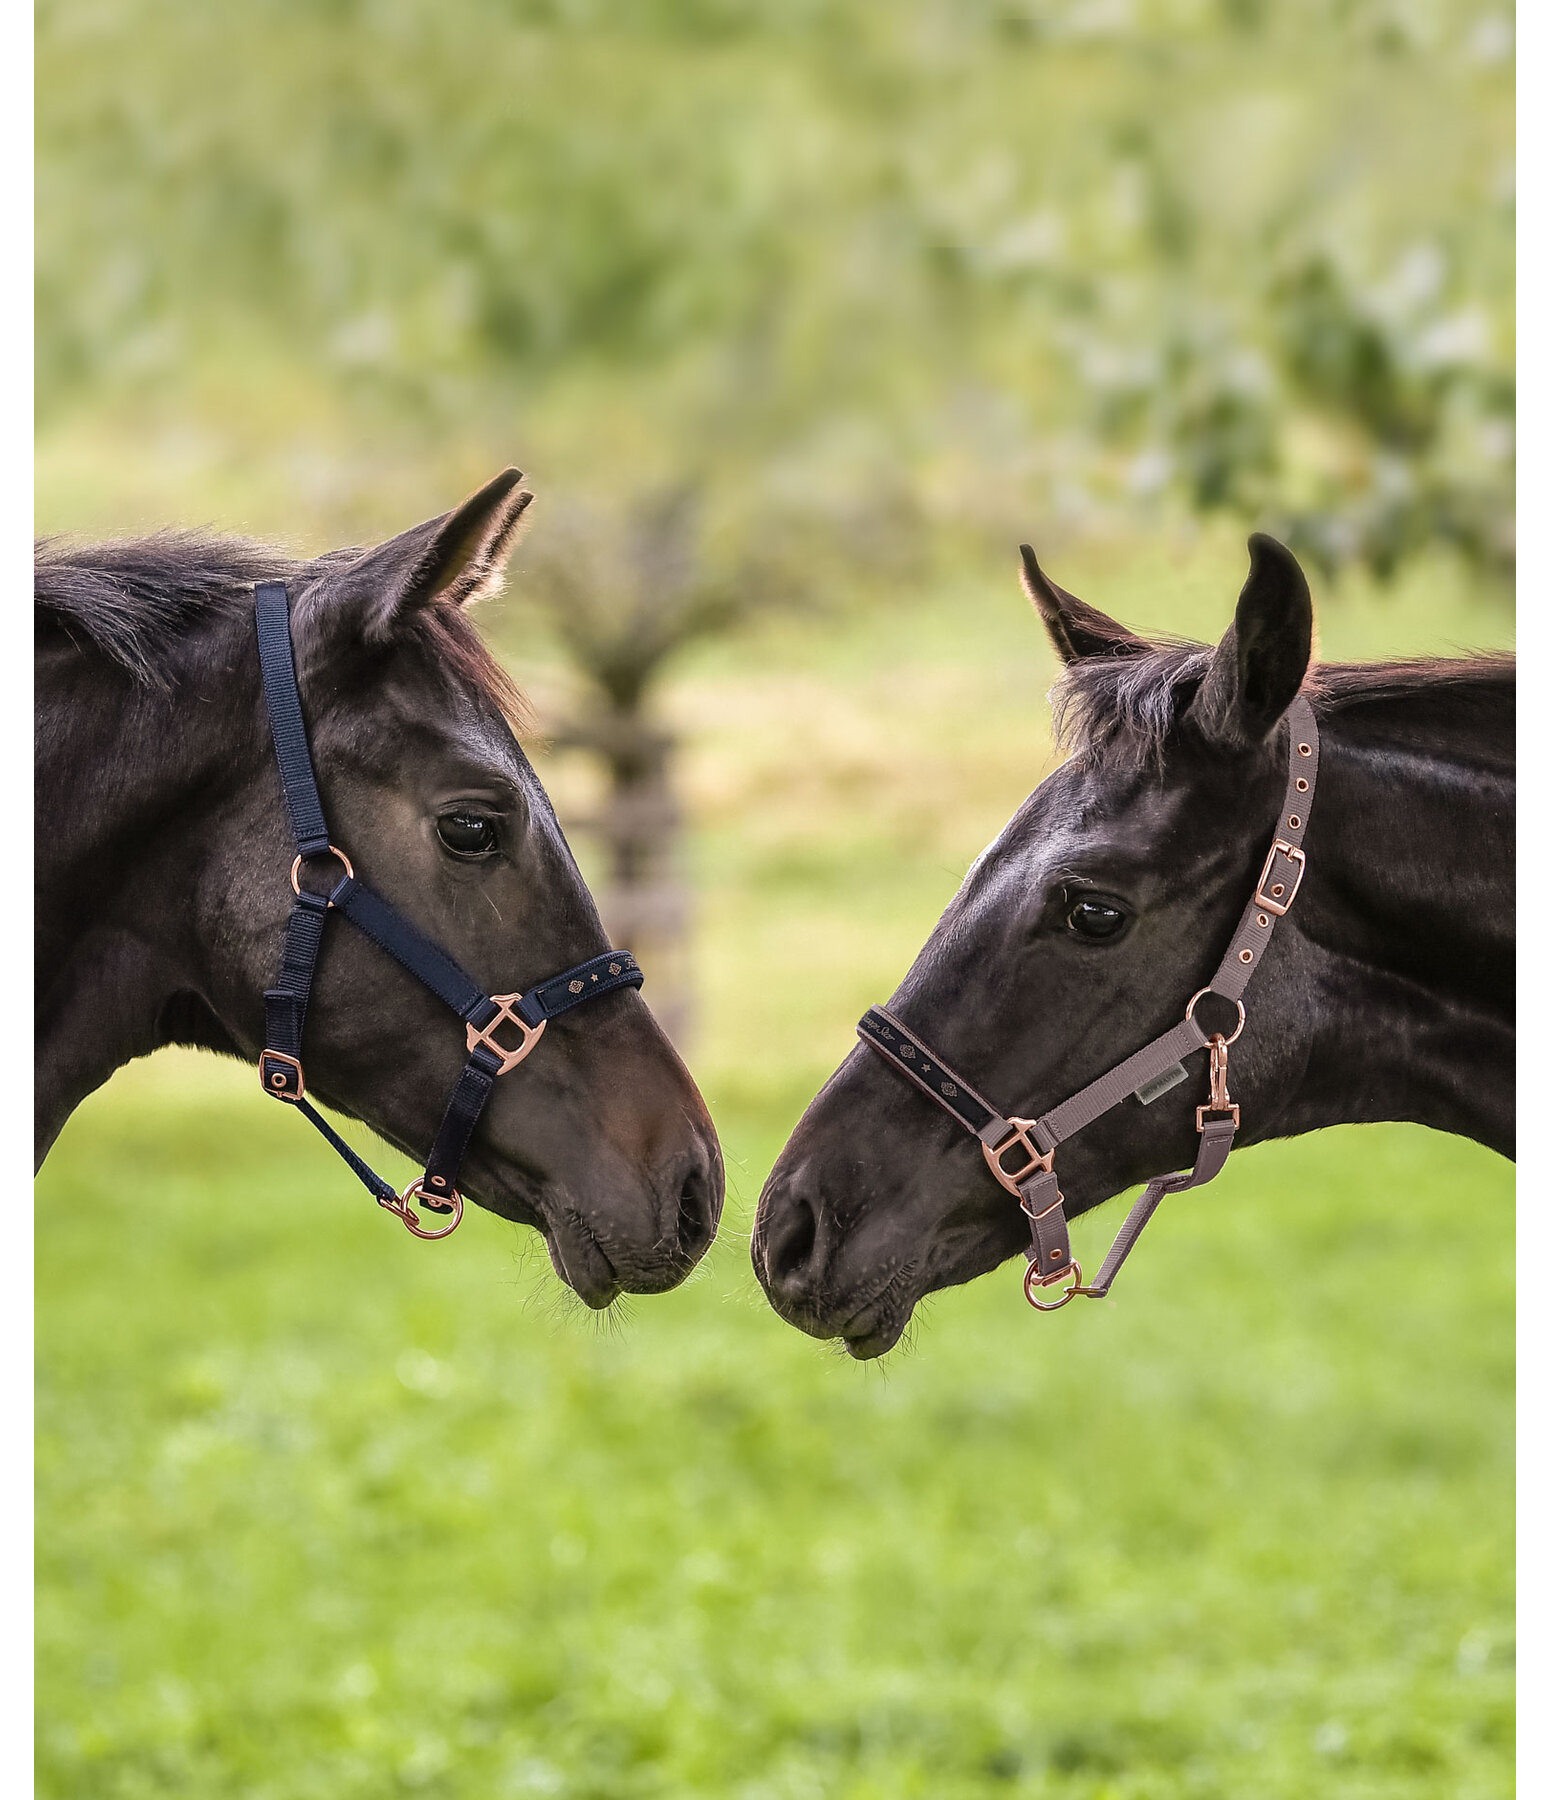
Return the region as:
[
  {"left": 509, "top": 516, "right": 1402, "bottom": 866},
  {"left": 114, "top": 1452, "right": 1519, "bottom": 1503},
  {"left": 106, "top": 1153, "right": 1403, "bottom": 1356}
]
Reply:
[{"left": 259, "top": 1050, "right": 305, "bottom": 1099}]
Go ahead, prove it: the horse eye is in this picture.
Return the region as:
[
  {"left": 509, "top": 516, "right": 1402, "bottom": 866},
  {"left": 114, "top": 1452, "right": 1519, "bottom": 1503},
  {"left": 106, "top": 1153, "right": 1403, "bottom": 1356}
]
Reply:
[
  {"left": 436, "top": 812, "right": 498, "bottom": 858},
  {"left": 1066, "top": 898, "right": 1128, "bottom": 941}
]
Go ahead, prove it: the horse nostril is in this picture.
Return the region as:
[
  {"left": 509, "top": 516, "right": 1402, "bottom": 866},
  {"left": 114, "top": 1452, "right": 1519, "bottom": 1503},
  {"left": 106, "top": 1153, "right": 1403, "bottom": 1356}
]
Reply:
[
  {"left": 673, "top": 1158, "right": 719, "bottom": 1262},
  {"left": 759, "top": 1189, "right": 819, "bottom": 1296}
]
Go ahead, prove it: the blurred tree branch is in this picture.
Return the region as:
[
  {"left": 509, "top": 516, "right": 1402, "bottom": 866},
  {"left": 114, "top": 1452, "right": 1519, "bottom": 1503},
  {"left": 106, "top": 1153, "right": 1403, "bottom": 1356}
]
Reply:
[{"left": 515, "top": 482, "right": 812, "bottom": 1046}]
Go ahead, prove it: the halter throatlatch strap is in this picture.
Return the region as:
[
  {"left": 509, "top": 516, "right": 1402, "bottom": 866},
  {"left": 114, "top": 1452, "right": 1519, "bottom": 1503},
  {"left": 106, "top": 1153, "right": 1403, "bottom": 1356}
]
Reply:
[
  {"left": 253, "top": 580, "right": 644, "bottom": 1237},
  {"left": 857, "top": 692, "right": 1321, "bottom": 1309}
]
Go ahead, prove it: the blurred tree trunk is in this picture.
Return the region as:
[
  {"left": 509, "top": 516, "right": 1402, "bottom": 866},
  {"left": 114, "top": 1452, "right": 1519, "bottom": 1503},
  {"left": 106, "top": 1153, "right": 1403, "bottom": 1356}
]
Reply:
[{"left": 516, "top": 484, "right": 806, "bottom": 1054}]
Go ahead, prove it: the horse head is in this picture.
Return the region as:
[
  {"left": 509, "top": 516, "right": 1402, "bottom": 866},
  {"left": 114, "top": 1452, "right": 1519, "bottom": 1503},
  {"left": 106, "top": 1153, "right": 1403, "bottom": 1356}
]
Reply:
[{"left": 35, "top": 472, "right": 724, "bottom": 1305}]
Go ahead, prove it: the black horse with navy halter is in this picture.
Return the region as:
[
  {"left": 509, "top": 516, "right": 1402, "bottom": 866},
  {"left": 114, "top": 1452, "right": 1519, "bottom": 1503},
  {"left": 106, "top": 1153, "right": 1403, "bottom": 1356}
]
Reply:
[
  {"left": 857, "top": 694, "right": 1320, "bottom": 1309},
  {"left": 253, "top": 580, "right": 644, "bottom": 1240}
]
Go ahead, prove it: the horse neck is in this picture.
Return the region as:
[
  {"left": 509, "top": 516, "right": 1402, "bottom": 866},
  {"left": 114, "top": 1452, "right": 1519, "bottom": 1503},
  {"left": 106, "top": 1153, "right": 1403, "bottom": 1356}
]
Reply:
[
  {"left": 1283, "top": 671, "right": 1514, "bottom": 1156},
  {"left": 35, "top": 624, "right": 257, "bottom": 1156}
]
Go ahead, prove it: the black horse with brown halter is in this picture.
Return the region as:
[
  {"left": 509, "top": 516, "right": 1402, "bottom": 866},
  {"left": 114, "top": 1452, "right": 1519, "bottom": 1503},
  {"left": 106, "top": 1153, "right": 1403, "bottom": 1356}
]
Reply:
[
  {"left": 857, "top": 692, "right": 1319, "bottom": 1309},
  {"left": 254, "top": 579, "right": 644, "bottom": 1240}
]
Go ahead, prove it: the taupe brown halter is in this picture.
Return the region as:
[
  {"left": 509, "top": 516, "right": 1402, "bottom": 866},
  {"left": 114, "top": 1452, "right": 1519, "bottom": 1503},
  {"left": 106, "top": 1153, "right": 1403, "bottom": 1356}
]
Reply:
[{"left": 857, "top": 694, "right": 1319, "bottom": 1310}]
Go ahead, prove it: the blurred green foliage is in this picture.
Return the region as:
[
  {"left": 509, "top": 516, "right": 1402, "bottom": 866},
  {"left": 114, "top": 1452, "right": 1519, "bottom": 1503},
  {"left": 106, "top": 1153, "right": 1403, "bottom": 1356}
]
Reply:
[{"left": 37, "top": 0, "right": 1513, "bottom": 578}]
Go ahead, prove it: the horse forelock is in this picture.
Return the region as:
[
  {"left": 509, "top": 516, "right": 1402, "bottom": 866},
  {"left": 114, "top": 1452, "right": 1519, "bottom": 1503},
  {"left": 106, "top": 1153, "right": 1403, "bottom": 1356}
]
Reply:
[
  {"left": 415, "top": 603, "right": 534, "bottom": 739},
  {"left": 1050, "top": 642, "right": 1213, "bottom": 771}
]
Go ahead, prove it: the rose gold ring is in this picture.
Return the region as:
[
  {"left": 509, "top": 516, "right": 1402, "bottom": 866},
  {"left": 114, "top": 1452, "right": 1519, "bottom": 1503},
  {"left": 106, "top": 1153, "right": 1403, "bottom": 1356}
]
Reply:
[
  {"left": 290, "top": 844, "right": 354, "bottom": 904},
  {"left": 380, "top": 1181, "right": 464, "bottom": 1241},
  {"left": 1024, "top": 1259, "right": 1085, "bottom": 1311},
  {"left": 1184, "top": 988, "right": 1245, "bottom": 1045}
]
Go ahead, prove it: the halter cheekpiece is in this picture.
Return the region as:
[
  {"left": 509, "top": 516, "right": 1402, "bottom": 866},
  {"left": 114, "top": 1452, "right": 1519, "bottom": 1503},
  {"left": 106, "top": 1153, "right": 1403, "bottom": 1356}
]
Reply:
[
  {"left": 253, "top": 581, "right": 643, "bottom": 1239},
  {"left": 857, "top": 693, "right": 1320, "bottom": 1309}
]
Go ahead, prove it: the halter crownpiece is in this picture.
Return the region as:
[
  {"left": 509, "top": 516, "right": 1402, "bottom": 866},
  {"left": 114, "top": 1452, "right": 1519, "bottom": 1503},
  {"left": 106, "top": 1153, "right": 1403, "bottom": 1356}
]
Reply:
[
  {"left": 253, "top": 581, "right": 644, "bottom": 1239},
  {"left": 857, "top": 693, "right": 1320, "bottom": 1309}
]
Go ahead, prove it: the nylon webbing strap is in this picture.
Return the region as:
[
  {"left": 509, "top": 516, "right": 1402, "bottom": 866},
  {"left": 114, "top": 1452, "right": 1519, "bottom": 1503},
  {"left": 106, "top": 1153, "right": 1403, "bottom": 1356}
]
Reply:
[
  {"left": 1037, "top": 1016, "right": 1210, "bottom": 1147},
  {"left": 255, "top": 581, "right": 332, "bottom": 857},
  {"left": 330, "top": 876, "right": 493, "bottom": 1022},
  {"left": 855, "top": 698, "right": 1322, "bottom": 1306},
  {"left": 292, "top": 1097, "right": 400, "bottom": 1203},
  {"left": 1018, "top": 1167, "right": 1073, "bottom": 1280},
  {"left": 263, "top": 891, "right": 329, "bottom": 1054},
  {"left": 419, "top": 1049, "right": 503, "bottom": 1207},
  {"left": 1204, "top": 693, "right": 1319, "bottom": 1003},
  {"left": 1079, "top": 1116, "right": 1237, "bottom": 1297}
]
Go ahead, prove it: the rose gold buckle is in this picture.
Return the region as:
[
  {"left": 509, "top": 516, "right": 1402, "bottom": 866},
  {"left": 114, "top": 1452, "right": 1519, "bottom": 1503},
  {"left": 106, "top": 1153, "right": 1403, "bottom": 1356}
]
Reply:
[
  {"left": 1196, "top": 1104, "right": 1241, "bottom": 1130},
  {"left": 260, "top": 1050, "right": 304, "bottom": 1099},
  {"left": 1025, "top": 1188, "right": 1066, "bottom": 1223},
  {"left": 1253, "top": 838, "right": 1306, "bottom": 916},
  {"left": 379, "top": 1180, "right": 464, "bottom": 1241},
  {"left": 290, "top": 844, "right": 354, "bottom": 905},
  {"left": 1024, "top": 1258, "right": 1085, "bottom": 1311},
  {"left": 466, "top": 995, "right": 547, "bottom": 1076},
  {"left": 983, "top": 1117, "right": 1054, "bottom": 1198}
]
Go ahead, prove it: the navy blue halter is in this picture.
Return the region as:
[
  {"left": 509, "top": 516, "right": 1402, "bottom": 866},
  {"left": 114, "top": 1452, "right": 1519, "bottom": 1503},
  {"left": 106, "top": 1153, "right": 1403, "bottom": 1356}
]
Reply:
[{"left": 253, "top": 581, "right": 644, "bottom": 1239}]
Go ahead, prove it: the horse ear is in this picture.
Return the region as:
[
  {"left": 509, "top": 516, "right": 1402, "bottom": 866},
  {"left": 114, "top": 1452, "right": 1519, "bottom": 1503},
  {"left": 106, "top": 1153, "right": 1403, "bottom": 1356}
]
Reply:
[
  {"left": 322, "top": 469, "right": 534, "bottom": 646},
  {"left": 1019, "top": 545, "right": 1149, "bottom": 665},
  {"left": 1187, "top": 534, "right": 1313, "bottom": 745}
]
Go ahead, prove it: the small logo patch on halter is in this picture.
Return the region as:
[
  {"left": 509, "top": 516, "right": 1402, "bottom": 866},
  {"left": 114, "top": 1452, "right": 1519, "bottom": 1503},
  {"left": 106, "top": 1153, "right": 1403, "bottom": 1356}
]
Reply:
[{"left": 1134, "top": 1063, "right": 1188, "bottom": 1106}]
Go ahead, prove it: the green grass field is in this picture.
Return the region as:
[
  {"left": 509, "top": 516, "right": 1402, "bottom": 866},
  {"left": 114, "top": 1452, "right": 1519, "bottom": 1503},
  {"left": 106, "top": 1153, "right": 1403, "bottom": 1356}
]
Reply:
[{"left": 37, "top": 536, "right": 1514, "bottom": 1798}]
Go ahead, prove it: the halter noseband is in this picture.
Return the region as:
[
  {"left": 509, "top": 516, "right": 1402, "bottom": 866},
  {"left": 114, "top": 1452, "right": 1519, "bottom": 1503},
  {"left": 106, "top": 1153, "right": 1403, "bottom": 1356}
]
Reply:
[
  {"left": 857, "top": 693, "right": 1320, "bottom": 1310},
  {"left": 253, "top": 581, "right": 644, "bottom": 1240}
]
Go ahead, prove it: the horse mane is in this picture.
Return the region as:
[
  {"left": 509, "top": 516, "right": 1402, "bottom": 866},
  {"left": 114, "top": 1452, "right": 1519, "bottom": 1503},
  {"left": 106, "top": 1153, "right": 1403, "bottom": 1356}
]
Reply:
[
  {"left": 1052, "top": 640, "right": 1516, "bottom": 770},
  {"left": 34, "top": 530, "right": 530, "bottom": 730}
]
